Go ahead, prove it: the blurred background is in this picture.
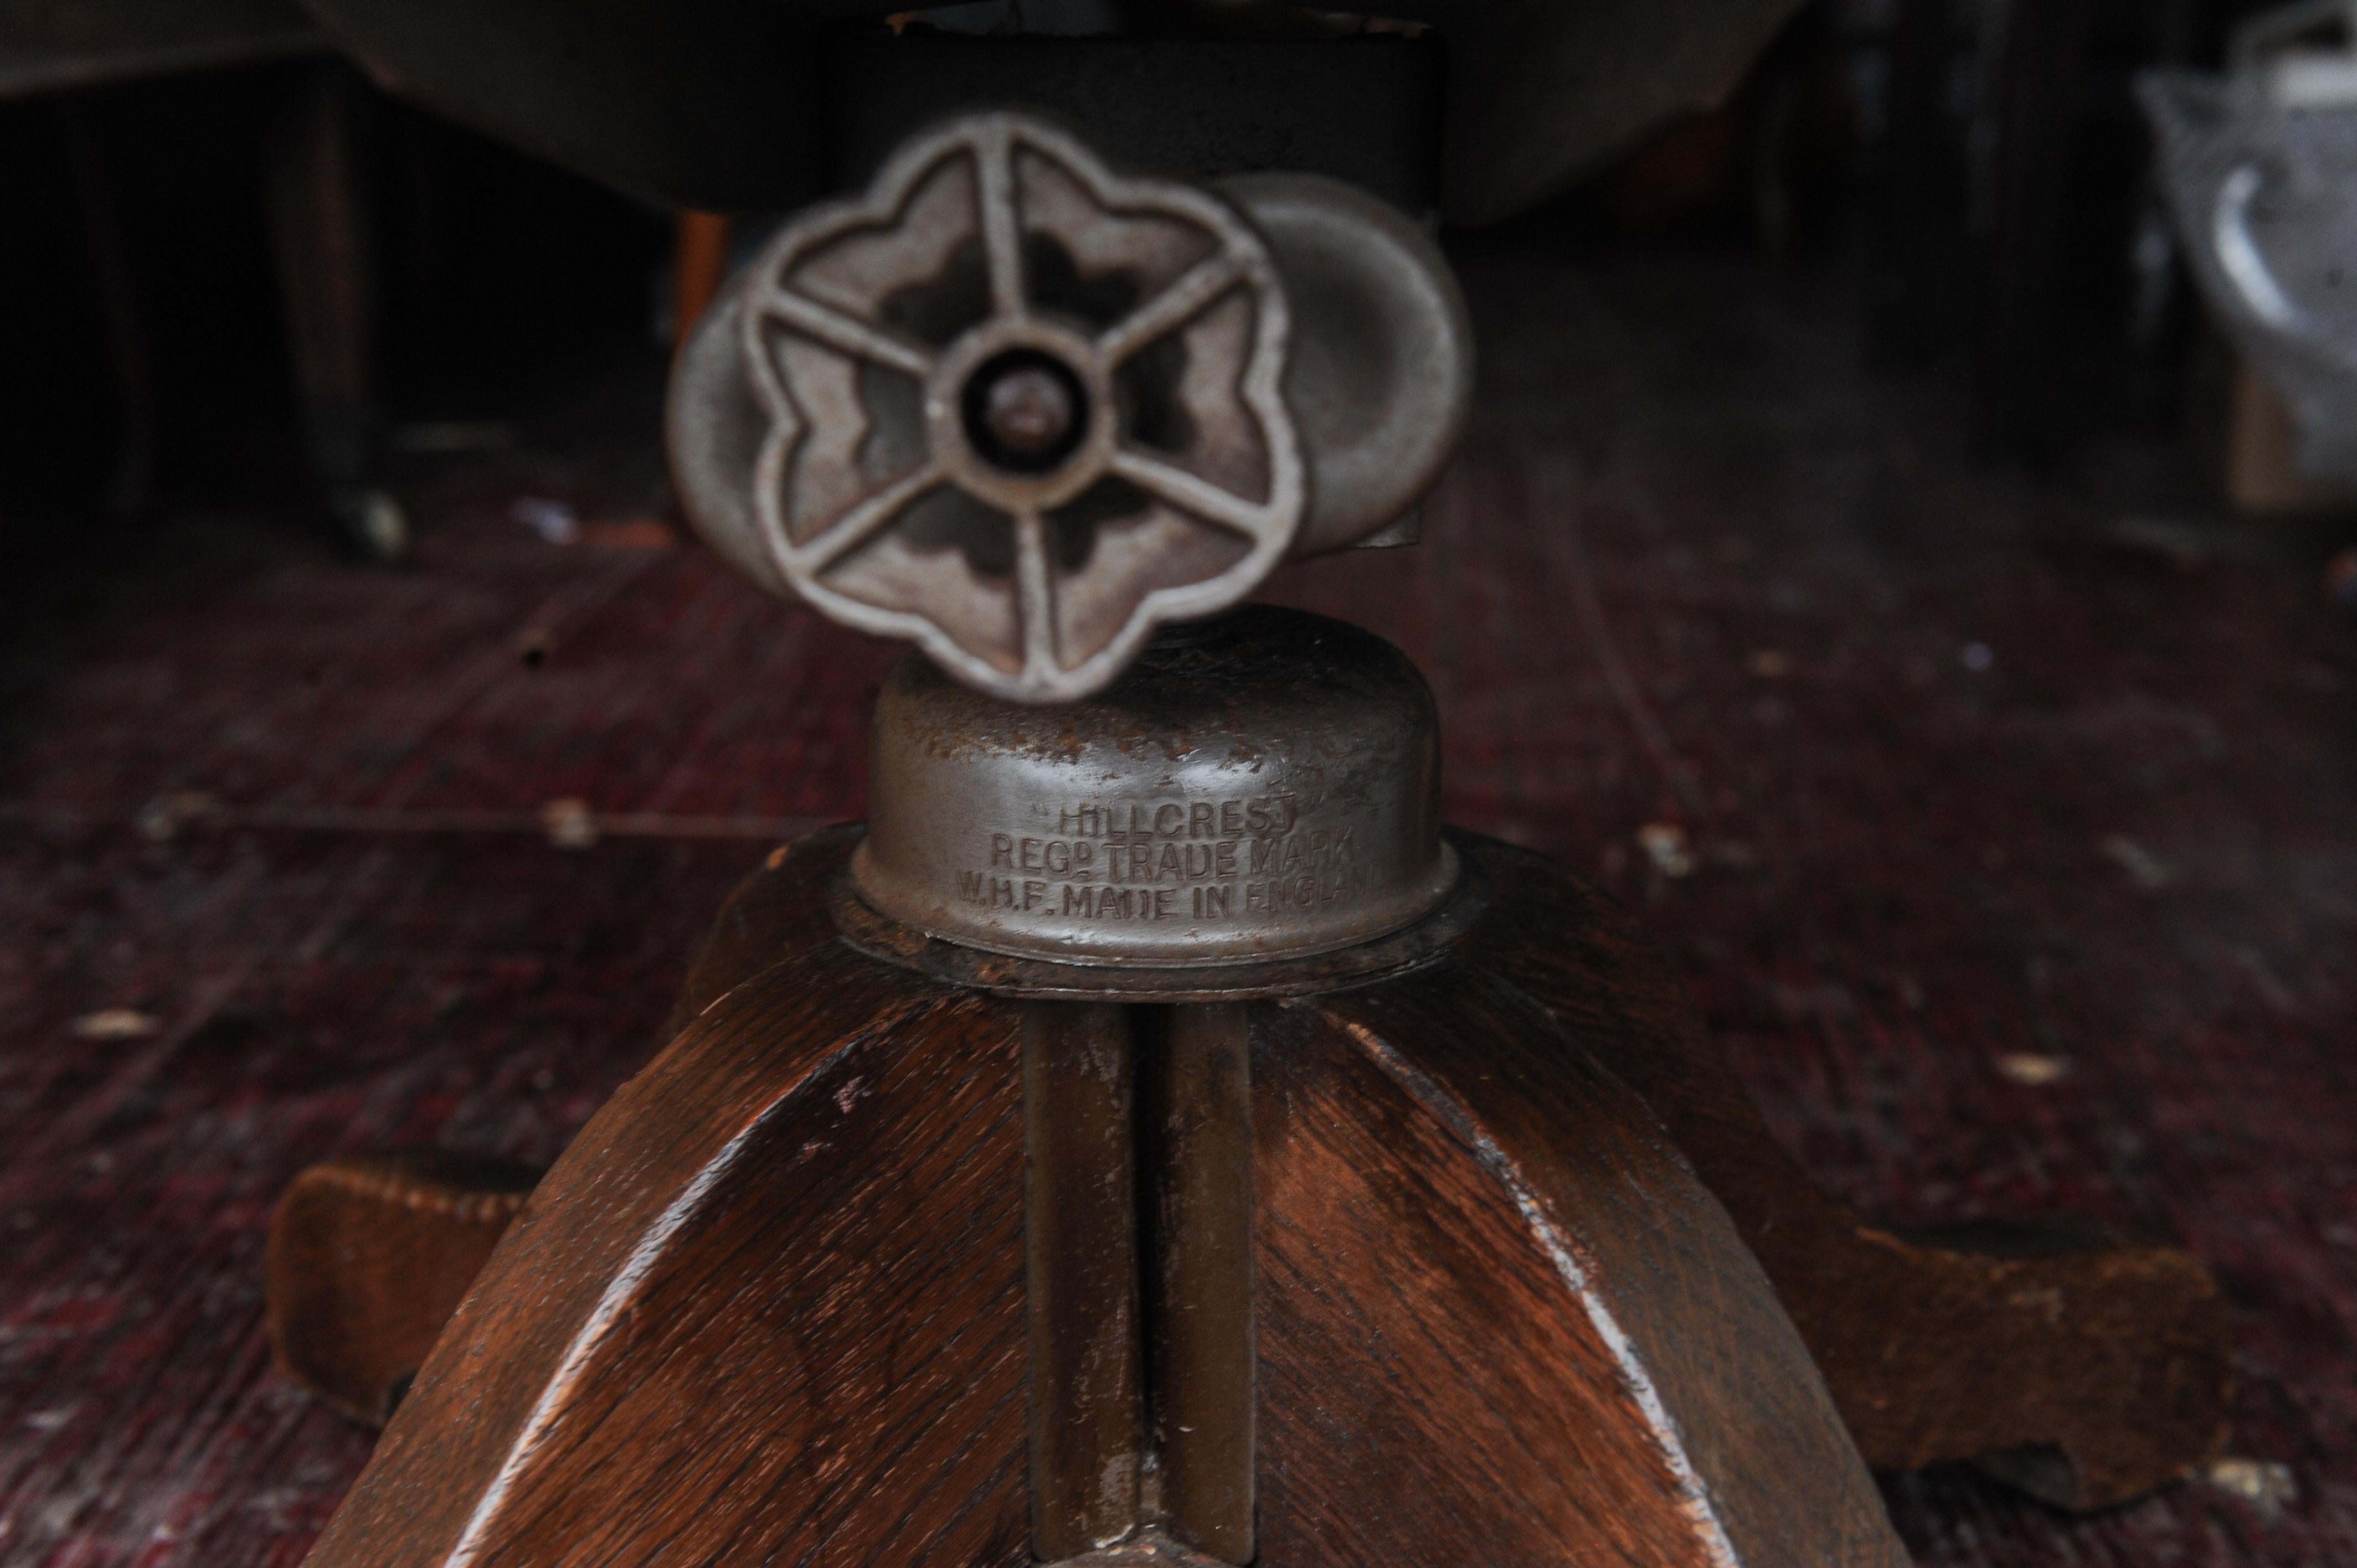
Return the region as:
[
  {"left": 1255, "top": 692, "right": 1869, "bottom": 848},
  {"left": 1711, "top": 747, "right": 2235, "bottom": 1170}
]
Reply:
[{"left": 0, "top": 2, "right": 2350, "bottom": 1565}]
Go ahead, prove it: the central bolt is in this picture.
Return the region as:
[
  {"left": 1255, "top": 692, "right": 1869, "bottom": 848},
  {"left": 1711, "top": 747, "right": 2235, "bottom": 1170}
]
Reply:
[
  {"left": 963, "top": 349, "right": 1088, "bottom": 475},
  {"left": 984, "top": 366, "right": 1074, "bottom": 456}
]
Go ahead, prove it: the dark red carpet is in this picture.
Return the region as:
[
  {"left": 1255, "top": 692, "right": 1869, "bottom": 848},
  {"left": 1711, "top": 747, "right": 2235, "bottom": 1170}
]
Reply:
[{"left": 2, "top": 231, "right": 2351, "bottom": 1565}]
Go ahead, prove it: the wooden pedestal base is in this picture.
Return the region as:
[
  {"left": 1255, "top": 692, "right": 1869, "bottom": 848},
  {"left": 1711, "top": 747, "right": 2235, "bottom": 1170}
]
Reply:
[{"left": 274, "top": 828, "right": 2229, "bottom": 1567}]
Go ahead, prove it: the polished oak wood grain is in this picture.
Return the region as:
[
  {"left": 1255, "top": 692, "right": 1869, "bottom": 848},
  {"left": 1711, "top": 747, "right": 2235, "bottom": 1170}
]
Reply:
[
  {"left": 281, "top": 824, "right": 2226, "bottom": 1566},
  {"left": 1459, "top": 837, "right": 2231, "bottom": 1508},
  {"left": 269, "top": 1148, "right": 542, "bottom": 1425},
  {"left": 1256, "top": 964, "right": 1903, "bottom": 1568},
  {"left": 302, "top": 938, "right": 1031, "bottom": 1568}
]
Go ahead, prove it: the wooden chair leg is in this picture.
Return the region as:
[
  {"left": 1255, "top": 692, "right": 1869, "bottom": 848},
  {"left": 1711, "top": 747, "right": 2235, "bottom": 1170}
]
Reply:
[
  {"left": 303, "top": 942, "right": 1032, "bottom": 1568},
  {"left": 272, "top": 825, "right": 2227, "bottom": 1566},
  {"left": 1254, "top": 964, "right": 1901, "bottom": 1566},
  {"left": 267, "top": 832, "right": 857, "bottom": 1428},
  {"left": 1463, "top": 840, "right": 2231, "bottom": 1509},
  {"left": 285, "top": 828, "right": 1907, "bottom": 1566},
  {"left": 269, "top": 1149, "right": 542, "bottom": 1425}
]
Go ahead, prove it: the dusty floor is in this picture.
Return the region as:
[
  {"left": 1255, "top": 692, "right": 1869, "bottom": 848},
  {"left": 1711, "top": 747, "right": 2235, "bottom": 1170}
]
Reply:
[{"left": 2, "top": 228, "right": 2352, "bottom": 1565}]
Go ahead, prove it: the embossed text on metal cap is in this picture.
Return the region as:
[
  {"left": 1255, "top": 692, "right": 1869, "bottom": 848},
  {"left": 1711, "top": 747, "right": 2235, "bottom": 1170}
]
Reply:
[{"left": 851, "top": 606, "right": 1454, "bottom": 966}]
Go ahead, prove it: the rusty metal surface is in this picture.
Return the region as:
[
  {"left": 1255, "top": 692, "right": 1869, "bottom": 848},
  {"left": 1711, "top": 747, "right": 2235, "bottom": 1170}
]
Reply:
[
  {"left": 1220, "top": 172, "right": 1470, "bottom": 555},
  {"left": 1148, "top": 1001, "right": 1255, "bottom": 1562},
  {"left": 846, "top": 606, "right": 1462, "bottom": 971},
  {"left": 668, "top": 134, "right": 1473, "bottom": 695},
  {"left": 291, "top": 1, "right": 1803, "bottom": 223},
  {"left": 1021, "top": 999, "right": 1257, "bottom": 1568},
  {"left": 674, "top": 112, "right": 1303, "bottom": 704},
  {"left": 1047, "top": 1535, "right": 1243, "bottom": 1568},
  {"left": 1023, "top": 1000, "right": 1145, "bottom": 1559},
  {"left": 830, "top": 832, "right": 1489, "bottom": 1001}
]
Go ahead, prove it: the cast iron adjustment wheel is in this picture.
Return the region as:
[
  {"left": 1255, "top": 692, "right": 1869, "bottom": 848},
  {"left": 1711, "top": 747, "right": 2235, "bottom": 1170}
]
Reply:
[{"left": 740, "top": 112, "right": 1305, "bottom": 704}]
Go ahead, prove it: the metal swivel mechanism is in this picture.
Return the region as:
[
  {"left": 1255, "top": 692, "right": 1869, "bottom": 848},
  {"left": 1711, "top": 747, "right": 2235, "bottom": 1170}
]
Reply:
[
  {"left": 289, "top": 107, "right": 2227, "bottom": 1568},
  {"left": 670, "top": 112, "right": 1466, "bottom": 702},
  {"left": 662, "top": 108, "right": 1903, "bottom": 1565},
  {"left": 670, "top": 109, "right": 1488, "bottom": 985}
]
